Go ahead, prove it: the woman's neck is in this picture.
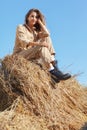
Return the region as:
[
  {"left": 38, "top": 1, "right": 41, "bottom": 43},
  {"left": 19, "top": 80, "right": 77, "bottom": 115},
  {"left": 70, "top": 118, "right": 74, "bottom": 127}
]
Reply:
[
  {"left": 25, "top": 24, "right": 34, "bottom": 32},
  {"left": 28, "top": 23, "right": 34, "bottom": 29}
]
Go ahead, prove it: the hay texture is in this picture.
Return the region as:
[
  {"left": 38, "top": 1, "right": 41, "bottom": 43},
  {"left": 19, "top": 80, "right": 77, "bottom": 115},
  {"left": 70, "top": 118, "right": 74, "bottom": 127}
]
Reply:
[{"left": 0, "top": 55, "right": 87, "bottom": 130}]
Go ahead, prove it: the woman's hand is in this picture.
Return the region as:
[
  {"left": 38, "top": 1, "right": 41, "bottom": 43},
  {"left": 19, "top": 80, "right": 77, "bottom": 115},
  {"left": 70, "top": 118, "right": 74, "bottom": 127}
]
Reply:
[
  {"left": 37, "top": 19, "right": 43, "bottom": 25},
  {"left": 26, "top": 41, "right": 48, "bottom": 48},
  {"left": 41, "top": 42, "right": 49, "bottom": 48},
  {"left": 37, "top": 19, "right": 50, "bottom": 36}
]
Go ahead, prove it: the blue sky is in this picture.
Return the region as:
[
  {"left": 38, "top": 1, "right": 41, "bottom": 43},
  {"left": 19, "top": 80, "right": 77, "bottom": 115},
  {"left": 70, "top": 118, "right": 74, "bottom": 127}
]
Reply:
[{"left": 0, "top": 0, "right": 87, "bottom": 86}]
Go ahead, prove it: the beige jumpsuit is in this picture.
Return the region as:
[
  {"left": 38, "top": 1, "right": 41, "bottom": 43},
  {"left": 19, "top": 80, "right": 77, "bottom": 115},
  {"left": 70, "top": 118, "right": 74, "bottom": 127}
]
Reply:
[{"left": 13, "top": 24, "right": 55, "bottom": 68}]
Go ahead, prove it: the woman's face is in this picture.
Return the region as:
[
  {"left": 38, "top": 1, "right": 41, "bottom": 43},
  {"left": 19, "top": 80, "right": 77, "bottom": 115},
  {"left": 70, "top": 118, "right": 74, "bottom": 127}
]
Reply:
[{"left": 27, "top": 11, "right": 38, "bottom": 27}]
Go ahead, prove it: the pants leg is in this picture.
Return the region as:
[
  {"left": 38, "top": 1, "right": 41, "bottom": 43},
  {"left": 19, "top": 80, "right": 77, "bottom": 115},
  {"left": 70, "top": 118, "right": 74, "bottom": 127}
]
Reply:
[
  {"left": 39, "top": 46, "right": 54, "bottom": 68},
  {"left": 18, "top": 46, "right": 41, "bottom": 60},
  {"left": 18, "top": 46, "right": 54, "bottom": 68},
  {"left": 46, "top": 36, "right": 55, "bottom": 55}
]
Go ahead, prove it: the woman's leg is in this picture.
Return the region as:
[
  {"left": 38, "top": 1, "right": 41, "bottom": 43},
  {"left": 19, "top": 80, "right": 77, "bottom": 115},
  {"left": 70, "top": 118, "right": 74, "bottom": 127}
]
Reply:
[
  {"left": 18, "top": 46, "right": 41, "bottom": 60},
  {"left": 39, "top": 46, "right": 54, "bottom": 68},
  {"left": 46, "top": 36, "right": 55, "bottom": 55}
]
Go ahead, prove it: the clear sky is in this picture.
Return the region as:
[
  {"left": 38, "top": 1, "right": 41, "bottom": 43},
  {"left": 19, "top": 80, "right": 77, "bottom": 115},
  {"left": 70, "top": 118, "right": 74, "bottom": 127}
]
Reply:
[{"left": 0, "top": 0, "right": 87, "bottom": 86}]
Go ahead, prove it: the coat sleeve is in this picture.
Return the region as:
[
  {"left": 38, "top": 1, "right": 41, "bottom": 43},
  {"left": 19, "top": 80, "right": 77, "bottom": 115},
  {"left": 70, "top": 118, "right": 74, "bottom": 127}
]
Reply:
[
  {"left": 13, "top": 25, "right": 34, "bottom": 54},
  {"left": 16, "top": 25, "right": 31, "bottom": 46}
]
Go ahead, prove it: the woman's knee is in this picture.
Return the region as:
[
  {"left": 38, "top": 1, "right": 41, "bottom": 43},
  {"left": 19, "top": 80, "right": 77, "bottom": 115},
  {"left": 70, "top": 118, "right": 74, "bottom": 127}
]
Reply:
[{"left": 41, "top": 47, "right": 49, "bottom": 54}]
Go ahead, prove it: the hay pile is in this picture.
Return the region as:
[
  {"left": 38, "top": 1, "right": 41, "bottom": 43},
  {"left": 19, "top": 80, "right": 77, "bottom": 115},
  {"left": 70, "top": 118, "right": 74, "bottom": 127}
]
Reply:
[{"left": 0, "top": 55, "right": 87, "bottom": 130}]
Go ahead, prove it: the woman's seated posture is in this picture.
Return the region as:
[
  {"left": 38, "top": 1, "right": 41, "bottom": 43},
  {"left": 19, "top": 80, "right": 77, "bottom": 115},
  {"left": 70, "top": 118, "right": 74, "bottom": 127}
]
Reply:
[{"left": 13, "top": 8, "right": 71, "bottom": 81}]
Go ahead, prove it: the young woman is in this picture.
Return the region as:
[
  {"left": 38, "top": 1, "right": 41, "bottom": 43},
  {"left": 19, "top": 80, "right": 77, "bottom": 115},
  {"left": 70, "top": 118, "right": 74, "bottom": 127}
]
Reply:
[{"left": 13, "top": 8, "right": 71, "bottom": 81}]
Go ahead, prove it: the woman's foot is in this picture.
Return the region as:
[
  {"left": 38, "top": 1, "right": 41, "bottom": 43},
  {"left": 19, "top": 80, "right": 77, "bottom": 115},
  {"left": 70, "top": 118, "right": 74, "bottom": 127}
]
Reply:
[{"left": 50, "top": 68, "right": 71, "bottom": 80}]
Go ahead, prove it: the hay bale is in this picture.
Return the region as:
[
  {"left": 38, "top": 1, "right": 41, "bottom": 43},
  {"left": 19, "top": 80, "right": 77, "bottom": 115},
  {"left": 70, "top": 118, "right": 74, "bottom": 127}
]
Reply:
[
  {"left": 0, "top": 68, "right": 17, "bottom": 111},
  {"left": 0, "top": 54, "right": 87, "bottom": 130}
]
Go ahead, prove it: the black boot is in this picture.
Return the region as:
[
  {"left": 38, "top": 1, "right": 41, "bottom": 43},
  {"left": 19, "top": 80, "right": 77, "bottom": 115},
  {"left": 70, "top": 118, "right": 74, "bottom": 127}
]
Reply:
[
  {"left": 50, "top": 60, "right": 71, "bottom": 80},
  {"left": 50, "top": 69, "right": 71, "bottom": 80},
  {"left": 52, "top": 60, "right": 59, "bottom": 71}
]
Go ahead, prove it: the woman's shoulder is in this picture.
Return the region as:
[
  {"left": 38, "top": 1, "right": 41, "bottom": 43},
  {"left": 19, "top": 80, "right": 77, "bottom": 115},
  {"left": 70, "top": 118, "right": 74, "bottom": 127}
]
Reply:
[
  {"left": 16, "top": 24, "right": 28, "bottom": 32},
  {"left": 17, "top": 24, "right": 25, "bottom": 29}
]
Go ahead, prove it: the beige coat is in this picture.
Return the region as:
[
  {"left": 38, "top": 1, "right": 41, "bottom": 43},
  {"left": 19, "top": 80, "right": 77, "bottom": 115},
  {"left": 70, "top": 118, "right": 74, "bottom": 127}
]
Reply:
[
  {"left": 13, "top": 24, "right": 35, "bottom": 54},
  {"left": 13, "top": 24, "right": 55, "bottom": 67}
]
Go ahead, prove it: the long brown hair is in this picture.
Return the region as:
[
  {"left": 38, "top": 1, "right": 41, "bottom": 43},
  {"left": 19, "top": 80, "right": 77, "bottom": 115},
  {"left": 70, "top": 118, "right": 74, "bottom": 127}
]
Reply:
[{"left": 25, "top": 8, "right": 46, "bottom": 31}]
